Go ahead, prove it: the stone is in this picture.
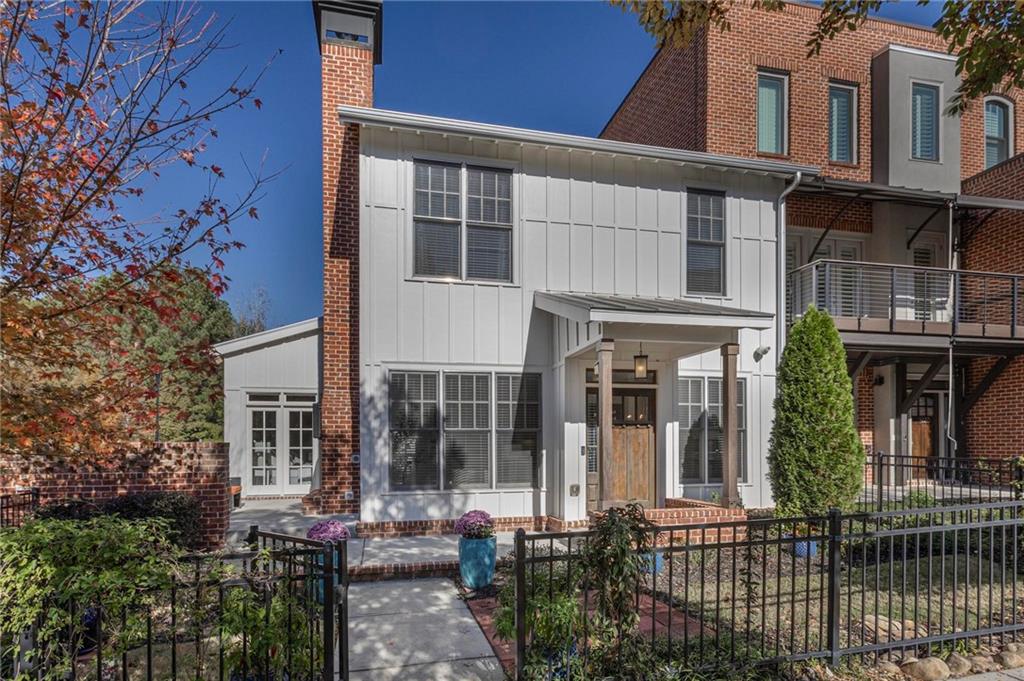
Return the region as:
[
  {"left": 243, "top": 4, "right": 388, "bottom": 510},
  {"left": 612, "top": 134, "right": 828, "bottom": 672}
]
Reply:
[
  {"left": 862, "top": 614, "right": 902, "bottom": 642},
  {"left": 1005, "top": 643, "right": 1024, "bottom": 654},
  {"left": 996, "top": 651, "right": 1024, "bottom": 669},
  {"left": 901, "top": 657, "right": 950, "bottom": 681},
  {"left": 969, "top": 655, "right": 999, "bottom": 673},
  {"left": 945, "top": 654, "right": 971, "bottom": 677},
  {"left": 876, "top": 661, "right": 902, "bottom": 676}
]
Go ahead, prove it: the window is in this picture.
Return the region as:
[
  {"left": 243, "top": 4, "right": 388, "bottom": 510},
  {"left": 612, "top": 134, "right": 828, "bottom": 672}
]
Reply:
[
  {"left": 911, "top": 83, "right": 940, "bottom": 161},
  {"left": 288, "top": 410, "right": 315, "bottom": 485},
  {"left": 686, "top": 191, "right": 725, "bottom": 296},
  {"left": 413, "top": 160, "right": 513, "bottom": 282},
  {"left": 496, "top": 374, "right": 541, "bottom": 488},
  {"left": 388, "top": 370, "right": 541, "bottom": 491},
  {"left": 389, "top": 371, "right": 440, "bottom": 490},
  {"left": 985, "top": 98, "right": 1011, "bottom": 169},
  {"left": 757, "top": 72, "right": 787, "bottom": 155},
  {"left": 444, "top": 373, "right": 491, "bottom": 489},
  {"left": 829, "top": 83, "right": 857, "bottom": 163},
  {"left": 251, "top": 410, "right": 278, "bottom": 486},
  {"left": 678, "top": 376, "right": 747, "bottom": 485}
]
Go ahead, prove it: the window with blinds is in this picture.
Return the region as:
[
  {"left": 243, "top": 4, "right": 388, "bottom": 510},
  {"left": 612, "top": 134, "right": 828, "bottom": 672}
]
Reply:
[
  {"left": 757, "top": 72, "right": 787, "bottom": 155},
  {"left": 388, "top": 370, "right": 541, "bottom": 492},
  {"left": 444, "top": 373, "right": 491, "bottom": 489},
  {"left": 911, "top": 83, "right": 940, "bottom": 161},
  {"left": 686, "top": 191, "right": 725, "bottom": 296},
  {"left": 678, "top": 376, "right": 747, "bottom": 485},
  {"left": 389, "top": 372, "right": 440, "bottom": 490},
  {"left": 828, "top": 84, "right": 856, "bottom": 163},
  {"left": 985, "top": 99, "right": 1010, "bottom": 169},
  {"left": 496, "top": 373, "right": 541, "bottom": 488},
  {"left": 413, "top": 160, "right": 513, "bottom": 283}
]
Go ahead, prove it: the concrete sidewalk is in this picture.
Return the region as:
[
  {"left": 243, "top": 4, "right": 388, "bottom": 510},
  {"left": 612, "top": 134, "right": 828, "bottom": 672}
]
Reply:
[
  {"left": 347, "top": 578, "right": 504, "bottom": 680},
  {"left": 958, "top": 671, "right": 1024, "bottom": 681}
]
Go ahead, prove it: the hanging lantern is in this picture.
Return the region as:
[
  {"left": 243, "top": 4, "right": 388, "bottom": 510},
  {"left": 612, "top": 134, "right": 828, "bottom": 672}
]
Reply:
[{"left": 633, "top": 344, "right": 648, "bottom": 380}]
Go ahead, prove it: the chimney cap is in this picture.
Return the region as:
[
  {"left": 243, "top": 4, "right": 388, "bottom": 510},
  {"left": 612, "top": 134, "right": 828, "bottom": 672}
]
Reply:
[{"left": 312, "top": 0, "right": 383, "bottom": 64}]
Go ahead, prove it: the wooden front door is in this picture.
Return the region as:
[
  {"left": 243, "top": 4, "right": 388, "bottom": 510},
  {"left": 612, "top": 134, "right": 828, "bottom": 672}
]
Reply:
[
  {"left": 910, "top": 394, "right": 937, "bottom": 480},
  {"left": 586, "top": 387, "right": 656, "bottom": 510}
]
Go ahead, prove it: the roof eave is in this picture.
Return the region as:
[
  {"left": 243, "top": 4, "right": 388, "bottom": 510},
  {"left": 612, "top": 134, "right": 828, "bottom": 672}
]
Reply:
[
  {"left": 338, "top": 106, "right": 819, "bottom": 179},
  {"left": 213, "top": 317, "right": 322, "bottom": 356}
]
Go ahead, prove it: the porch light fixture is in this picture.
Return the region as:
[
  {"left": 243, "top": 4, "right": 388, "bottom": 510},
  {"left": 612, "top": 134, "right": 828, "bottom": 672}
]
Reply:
[{"left": 633, "top": 344, "right": 648, "bottom": 380}]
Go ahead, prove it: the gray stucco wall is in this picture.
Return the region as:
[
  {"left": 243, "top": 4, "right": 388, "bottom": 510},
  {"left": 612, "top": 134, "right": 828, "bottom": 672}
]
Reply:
[{"left": 872, "top": 46, "right": 961, "bottom": 193}]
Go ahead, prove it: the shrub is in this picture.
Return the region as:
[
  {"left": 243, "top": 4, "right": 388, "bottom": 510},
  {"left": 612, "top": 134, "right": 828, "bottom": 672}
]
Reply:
[
  {"left": 768, "top": 307, "right": 863, "bottom": 516},
  {"left": 0, "top": 516, "right": 180, "bottom": 681},
  {"left": 35, "top": 491, "right": 202, "bottom": 549}
]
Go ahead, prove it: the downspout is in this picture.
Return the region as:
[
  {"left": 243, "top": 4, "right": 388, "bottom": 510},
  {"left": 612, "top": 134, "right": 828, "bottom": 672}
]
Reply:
[
  {"left": 946, "top": 201, "right": 958, "bottom": 458},
  {"left": 776, "top": 171, "right": 802, "bottom": 359}
]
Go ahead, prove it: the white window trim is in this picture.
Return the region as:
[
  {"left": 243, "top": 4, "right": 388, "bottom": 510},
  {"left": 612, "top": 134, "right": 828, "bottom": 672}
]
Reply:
[
  {"left": 983, "top": 95, "right": 1014, "bottom": 169},
  {"left": 386, "top": 368, "right": 543, "bottom": 494},
  {"left": 757, "top": 70, "right": 790, "bottom": 156},
  {"left": 828, "top": 81, "right": 859, "bottom": 165},
  {"left": 684, "top": 187, "right": 728, "bottom": 298},
  {"left": 909, "top": 80, "right": 942, "bottom": 163},
  {"left": 407, "top": 155, "right": 520, "bottom": 287},
  {"left": 676, "top": 374, "right": 749, "bottom": 488}
]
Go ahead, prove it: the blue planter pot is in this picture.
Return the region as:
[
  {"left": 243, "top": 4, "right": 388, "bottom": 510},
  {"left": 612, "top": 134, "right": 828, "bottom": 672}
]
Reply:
[
  {"left": 641, "top": 551, "right": 665, "bottom": 575},
  {"left": 459, "top": 536, "right": 497, "bottom": 589},
  {"left": 787, "top": 535, "right": 818, "bottom": 558}
]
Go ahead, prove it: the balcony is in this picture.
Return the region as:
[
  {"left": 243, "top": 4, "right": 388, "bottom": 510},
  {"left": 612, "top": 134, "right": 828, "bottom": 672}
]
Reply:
[{"left": 787, "top": 260, "right": 1024, "bottom": 341}]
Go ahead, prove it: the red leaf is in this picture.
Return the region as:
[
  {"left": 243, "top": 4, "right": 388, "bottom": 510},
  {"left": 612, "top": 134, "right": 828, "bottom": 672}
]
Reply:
[{"left": 254, "top": 98, "right": 262, "bottom": 110}]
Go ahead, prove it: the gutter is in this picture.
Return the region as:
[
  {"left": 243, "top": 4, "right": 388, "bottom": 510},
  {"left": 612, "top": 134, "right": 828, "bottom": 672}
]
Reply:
[{"left": 776, "top": 171, "right": 803, "bottom": 363}]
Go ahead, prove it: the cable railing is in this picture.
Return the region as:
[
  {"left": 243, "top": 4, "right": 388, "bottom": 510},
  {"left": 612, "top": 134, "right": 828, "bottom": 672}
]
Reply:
[{"left": 787, "top": 259, "right": 1024, "bottom": 339}]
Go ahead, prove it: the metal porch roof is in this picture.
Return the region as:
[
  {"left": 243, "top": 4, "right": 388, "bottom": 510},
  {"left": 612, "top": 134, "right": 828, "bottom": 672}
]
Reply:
[{"left": 534, "top": 291, "right": 773, "bottom": 328}]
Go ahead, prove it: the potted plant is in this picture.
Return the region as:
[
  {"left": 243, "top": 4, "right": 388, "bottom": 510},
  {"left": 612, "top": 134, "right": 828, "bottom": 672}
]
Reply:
[
  {"left": 307, "top": 520, "right": 350, "bottom": 602},
  {"left": 787, "top": 522, "right": 818, "bottom": 558},
  {"left": 455, "top": 510, "right": 497, "bottom": 589}
]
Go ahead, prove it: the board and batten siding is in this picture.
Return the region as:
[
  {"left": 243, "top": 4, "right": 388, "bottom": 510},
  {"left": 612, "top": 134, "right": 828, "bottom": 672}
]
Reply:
[{"left": 357, "top": 125, "right": 785, "bottom": 521}]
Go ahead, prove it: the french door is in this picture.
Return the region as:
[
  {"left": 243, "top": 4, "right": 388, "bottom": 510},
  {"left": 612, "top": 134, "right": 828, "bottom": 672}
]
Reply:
[{"left": 248, "top": 399, "right": 318, "bottom": 495}]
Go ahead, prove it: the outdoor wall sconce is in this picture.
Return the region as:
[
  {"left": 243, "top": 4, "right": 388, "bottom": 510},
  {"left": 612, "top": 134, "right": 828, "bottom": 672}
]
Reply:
[
  {"left": 753, "top": 345, "right": 771, "bottom": 362},
  {"left": 634, "top": 344, "right": 648, "bottom": 379}
]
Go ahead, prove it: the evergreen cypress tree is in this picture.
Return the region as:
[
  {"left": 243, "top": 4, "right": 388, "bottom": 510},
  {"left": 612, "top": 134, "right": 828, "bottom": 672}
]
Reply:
[{"left": 768, "top": 306, "right": 864, "bottom": 516}]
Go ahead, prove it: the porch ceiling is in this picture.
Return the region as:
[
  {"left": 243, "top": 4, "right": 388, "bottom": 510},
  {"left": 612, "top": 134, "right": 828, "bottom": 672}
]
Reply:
[{"left": 534, "top": 291, "right": 773, "bottom": 329}]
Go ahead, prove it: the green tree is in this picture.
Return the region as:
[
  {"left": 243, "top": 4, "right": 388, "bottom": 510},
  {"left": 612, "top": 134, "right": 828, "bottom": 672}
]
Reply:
[
  {"left": 121, "top": 268, "right": 238, "bottom": 442},
  {"left": 610, "top": 0, "right": 1023, "bottom": 114},
  {"left": 767, "top": 307, "right": 863, "bottom": 516}
]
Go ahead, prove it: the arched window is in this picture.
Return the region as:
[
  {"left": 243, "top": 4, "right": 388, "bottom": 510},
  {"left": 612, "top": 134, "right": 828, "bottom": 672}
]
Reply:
[{"left": 985, "top": 97, "right": 1012, "bottom": 169}]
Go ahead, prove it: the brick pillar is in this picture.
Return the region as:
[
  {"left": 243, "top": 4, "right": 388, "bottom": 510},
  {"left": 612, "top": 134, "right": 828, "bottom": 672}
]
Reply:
[{"left": 315, "top": 11, "right": 378, "bottom": 514}]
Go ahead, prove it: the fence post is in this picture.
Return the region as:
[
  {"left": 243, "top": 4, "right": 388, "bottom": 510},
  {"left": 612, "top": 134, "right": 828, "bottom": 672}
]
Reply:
[
  {"left": 514, "top": 528, "right": 527, "bottom": 680},
  {"left": 323, "top": 542, "right": 336, "bottom": 681},
  {"left": 826, "top": 507, "right": 843, "bottom": 667},
  {"left": 246, "top": 524, "right": 259, "bottom": 549},
  {"left": 338, "top": 540, "right": 349, "bottom": 681},
  {"left": 876, "top": 454, "right": 885, "bottom": 512}
]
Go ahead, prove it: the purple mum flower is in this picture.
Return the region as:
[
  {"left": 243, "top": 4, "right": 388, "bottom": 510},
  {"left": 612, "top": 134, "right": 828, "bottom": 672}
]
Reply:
[
  {"left": 306, "top": 519, "right": 350, "bottom": 542},
  {"left": 454, "top": 510, "right": 495, "bottom": 539}
]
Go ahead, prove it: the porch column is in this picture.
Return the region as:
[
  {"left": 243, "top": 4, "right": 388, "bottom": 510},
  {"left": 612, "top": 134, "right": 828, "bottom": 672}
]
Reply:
[
  {"left": 597, "top": 339, "right": 614, "bottom": 510},
  {"left": 721, "top": 343, "right": 740, "bottom": 508}
]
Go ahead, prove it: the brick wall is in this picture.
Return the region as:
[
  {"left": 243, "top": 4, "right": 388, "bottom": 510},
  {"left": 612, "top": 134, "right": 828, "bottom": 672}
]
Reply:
[
  {"left": 788, "top": 193, "right": 873, "bottom": 233},
  {"left": 602, "top": 1, "right": 1023, "bottom": 182},
  {"left": 856, "top": 367, "right": 875, "bottom": 458},
  {"left": 960, "top": 154, "right": 1024, "bottom": 460},
  {"left": 0, "top": 442, "right": 230, "bottom": 549},
  {"left": 316, "top": 42, "right": 374, "bottom": 515}
]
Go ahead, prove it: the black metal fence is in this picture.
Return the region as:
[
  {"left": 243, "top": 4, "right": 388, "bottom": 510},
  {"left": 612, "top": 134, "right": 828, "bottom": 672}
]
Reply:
[
  {"left": 0, "top": 488, "right": 40, "bottom": 528},
  {"left": 512, "top": 501, "right": 1024, "bottom": 679},
  {"left": 1, "top": 526, "right": 349, "bottom": 681},
  {"left": 861, "top": 454, "right": 1023, "bottom": 510}
]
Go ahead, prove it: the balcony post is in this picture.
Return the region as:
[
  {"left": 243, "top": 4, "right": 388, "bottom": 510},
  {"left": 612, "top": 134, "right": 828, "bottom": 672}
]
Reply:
[
  {"left": 889, "top": 267, "right": 897, "bottom": 333},
  {"left": 953, "top": 271, "right": 960, "bottom": 336},
  {"left": 824, "top": 261, "right": 832, "bottom": 314},
  {"left": 1013, "top": 276, "right": 1018, "bottom": 339},
  {"left": 812, "top": 264, "right": 819, "bottom": 310}
]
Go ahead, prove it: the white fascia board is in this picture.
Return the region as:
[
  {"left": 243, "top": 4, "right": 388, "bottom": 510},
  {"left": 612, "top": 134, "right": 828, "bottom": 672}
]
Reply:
[
  {"left": 533, "top": 293, "right": 592, "bottom": 324},
  {"left": 589, "top": 310, "right": 774, "bottom": 329},
  {"left": 338, "top": 106, "right": 819, "bottom": 180},
  {"left": 213, "top": 317, "right": 322, "bottom": 356}
]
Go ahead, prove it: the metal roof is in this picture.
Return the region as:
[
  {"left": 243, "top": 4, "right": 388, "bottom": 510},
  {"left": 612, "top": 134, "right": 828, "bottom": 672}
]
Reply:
[
  {"left": 797, "top": 176, "right": 1024, "bottom": 212},
  {"left": 337, "top": 106, "right": 820, "bottom": 179},
  {"left": 535, "top": 291, "right": 773, "bottom": 329}
]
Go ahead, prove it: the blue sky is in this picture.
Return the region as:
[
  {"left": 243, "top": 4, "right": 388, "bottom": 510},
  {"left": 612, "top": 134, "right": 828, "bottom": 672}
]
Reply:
[{"left": 150, "top": 1, "right": 943, "bottom": 328}]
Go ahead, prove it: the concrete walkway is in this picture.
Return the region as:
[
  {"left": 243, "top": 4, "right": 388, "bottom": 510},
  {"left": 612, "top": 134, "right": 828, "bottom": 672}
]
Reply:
[{"left": 347, "top": 578, "right": 504, "bottom": 680}]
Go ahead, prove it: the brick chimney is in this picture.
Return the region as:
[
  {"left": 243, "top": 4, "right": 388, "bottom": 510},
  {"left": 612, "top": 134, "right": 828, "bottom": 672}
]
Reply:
[{"left": 311, "top": 1, "right": 381, "bottom": 515}]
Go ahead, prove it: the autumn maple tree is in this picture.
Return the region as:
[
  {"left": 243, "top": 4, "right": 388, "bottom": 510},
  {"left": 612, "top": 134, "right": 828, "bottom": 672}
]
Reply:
[{"left": 1, "top": 1, "right": 273, "bottom": 456}]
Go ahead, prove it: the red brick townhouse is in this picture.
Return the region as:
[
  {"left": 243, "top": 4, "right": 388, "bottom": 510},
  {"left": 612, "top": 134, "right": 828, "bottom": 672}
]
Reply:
[
  {"left": 215, "top": 1, "right": 1024, "bottom": 534},
  {"left": 603, "top": 0, "right": 1024, "bottom": 485}
]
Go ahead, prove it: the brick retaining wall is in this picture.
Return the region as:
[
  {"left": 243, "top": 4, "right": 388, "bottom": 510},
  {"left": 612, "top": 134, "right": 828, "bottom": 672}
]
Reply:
[{"left": 0, "top": 442, "right": 230, "bottom": 549}]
